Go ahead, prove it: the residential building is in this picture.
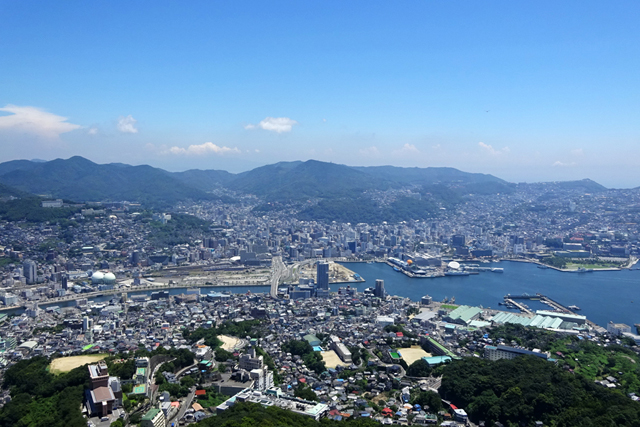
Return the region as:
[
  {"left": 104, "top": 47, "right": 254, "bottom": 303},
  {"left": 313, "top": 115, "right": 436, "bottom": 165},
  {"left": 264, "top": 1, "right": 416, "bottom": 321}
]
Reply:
[{"left": 140, "top": 408, "right": 165, "bottom": 427}]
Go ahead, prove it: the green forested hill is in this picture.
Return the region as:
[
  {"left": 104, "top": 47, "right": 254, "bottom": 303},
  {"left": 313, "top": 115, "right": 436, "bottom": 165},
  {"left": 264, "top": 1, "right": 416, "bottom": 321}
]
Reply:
[
  {"left": 0, "top": 182, "right": 32, "bottom": 199},
  {"left": 196, "top": 402, "right": 379, "bottom": 427},
  {"left": 0, "top": 198, "right": 81, "bottom": 222},
  {"left": 0, "top": 156, "right": 214, "bottom": 206},
  {"left": 227, "top": 160, "right": 394, "bottom": 201},
  {"left": 0, "top": 357, "right": 89, "bottom": 427},
  {"left": 0, "top": 157, "right": 605, "bottom": 210},
  {"left": 440, "top": 356, "right": 640, "bottom": 426},
  {"left": 353, "top": 165, "right": 508, "bottom": 186}
]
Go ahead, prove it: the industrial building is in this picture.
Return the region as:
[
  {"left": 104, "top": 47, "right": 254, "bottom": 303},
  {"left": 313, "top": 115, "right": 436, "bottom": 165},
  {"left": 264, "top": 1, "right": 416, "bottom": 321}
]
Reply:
[
  {"left": 484, "top": 345, "right": 550, "bottom": 361},
  {"left": 217, "top": 388, "right": 329, "bottom": 421},
  {"left": 442, "top": 305, "right": 483, "bottom": 326}
]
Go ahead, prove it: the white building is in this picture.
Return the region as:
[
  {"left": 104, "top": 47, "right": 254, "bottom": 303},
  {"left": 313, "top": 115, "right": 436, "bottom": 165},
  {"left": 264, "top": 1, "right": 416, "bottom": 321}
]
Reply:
[
  {"left": 608, "top": 322, "right": 632, "bottom": 336},
  {"left": 249, "top": 367, "right": 274, "bottom": 391},
  {"left": 239, "top": 347, "right": 264, "bottom": 371}
]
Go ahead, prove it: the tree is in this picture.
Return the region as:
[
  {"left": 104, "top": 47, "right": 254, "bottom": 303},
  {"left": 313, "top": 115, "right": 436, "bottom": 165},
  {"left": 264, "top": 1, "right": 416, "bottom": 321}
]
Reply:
[
  {"left": 181, "top": 375, "right": 196, "bottom": 388},
  {"left": 294, "top": 384, "right": 318, "bottom": 402},
  {"left": 281, "top": 340, "right": 313, "bottom": 356},
  {"left": 439, "top": 356, "right": 640, "bottom": 426},
  {"left": 406, "top": 359, "right": 431, "bottom": 377},
  {"left": 411, "top": 391, "right": 442, "bottom": 412},
  {"left": 215, "top": 348, "right": 234, "bottom": 362}
]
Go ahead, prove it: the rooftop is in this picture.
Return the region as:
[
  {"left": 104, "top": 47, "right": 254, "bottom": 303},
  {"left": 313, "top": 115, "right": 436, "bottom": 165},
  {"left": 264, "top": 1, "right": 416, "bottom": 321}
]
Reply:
[{"left": 142, "top": 408, "right": 161, "bottom": 421}]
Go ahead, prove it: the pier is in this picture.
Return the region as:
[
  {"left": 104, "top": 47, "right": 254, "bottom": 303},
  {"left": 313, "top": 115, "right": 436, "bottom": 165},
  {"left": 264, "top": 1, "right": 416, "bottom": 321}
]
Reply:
[
  {"left": 504, "top": 293, "right": 572, "bottom": 314},
  {"left": 503, "top": 298, "right": 533, "bottom": 315},
  {"left": 504, "top": 293, "right": 604, "bottom": 331}
]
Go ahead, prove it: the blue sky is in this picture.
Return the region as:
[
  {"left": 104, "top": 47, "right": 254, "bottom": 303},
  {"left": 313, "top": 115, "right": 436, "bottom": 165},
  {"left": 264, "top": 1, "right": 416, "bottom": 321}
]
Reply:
[{"left": 1, "top": 1, "right": 639, "bottom": 187}]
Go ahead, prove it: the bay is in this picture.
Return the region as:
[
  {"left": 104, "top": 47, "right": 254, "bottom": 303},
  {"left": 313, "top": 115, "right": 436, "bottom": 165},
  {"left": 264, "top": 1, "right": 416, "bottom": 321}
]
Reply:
[{"left": 340, "top": 261, "right": 640, "bottom": 328}]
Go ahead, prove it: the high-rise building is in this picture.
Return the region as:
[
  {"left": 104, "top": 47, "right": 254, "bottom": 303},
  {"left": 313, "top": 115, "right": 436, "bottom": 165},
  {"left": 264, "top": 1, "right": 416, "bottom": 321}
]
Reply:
[
  {"left": 316, "top": 261, "right": 329, "bottom": 290},
  {"left": 23, "top": 260, "right": 36, "bottom": 284},
  {"left": 452, "top": 235, "right": 466, "bottom": 248},
  {"left": 83, "top": 316, "right": 93, "bottom": 331},
  {"left": 374, "top": 279, "right": 385, "bottom": 298}
]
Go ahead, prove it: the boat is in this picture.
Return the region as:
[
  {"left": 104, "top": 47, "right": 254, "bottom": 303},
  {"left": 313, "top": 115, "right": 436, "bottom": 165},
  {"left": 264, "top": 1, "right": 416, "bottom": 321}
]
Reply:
[
  {"left": 445, "top": 271, "right": 469, "bottom": 276},
  {"left": 537, "top": 265, "right": 549, "bottom": 269},
  {"left": 393, "top": 267, "right": 401, "bottom": 272},
  {"left": 491, "top": 268, "right": 504, "bottom": 273},
  {"left": 568, "top": 305, "right": 581, "bottom": 310},
  {"left": 576, "top": 268, "right": 593, "bottom": 273}
]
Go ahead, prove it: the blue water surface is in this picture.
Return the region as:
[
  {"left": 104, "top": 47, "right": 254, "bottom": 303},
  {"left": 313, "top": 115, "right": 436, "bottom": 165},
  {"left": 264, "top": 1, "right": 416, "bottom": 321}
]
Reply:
[{"left": 339, "top": 261, "right": 640, "bottom": 328}]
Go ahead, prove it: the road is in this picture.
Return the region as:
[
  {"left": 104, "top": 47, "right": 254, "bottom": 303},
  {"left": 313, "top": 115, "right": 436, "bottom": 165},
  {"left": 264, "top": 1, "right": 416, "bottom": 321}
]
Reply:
[
  {"left": 149, "top": 358, "right": 176, "bottom": 403},
  {"left": 270, "top": 256, "right": 287, "bottom": 297},
  {"left": 168, "top": 387, "right": 196, "bottom": 426}
]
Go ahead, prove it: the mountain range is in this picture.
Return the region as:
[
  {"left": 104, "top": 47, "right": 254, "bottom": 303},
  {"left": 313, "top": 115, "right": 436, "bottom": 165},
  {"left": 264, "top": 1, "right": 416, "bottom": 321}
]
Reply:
[{"left": 0, "top": 156, "right": 607, "bottom": 206}]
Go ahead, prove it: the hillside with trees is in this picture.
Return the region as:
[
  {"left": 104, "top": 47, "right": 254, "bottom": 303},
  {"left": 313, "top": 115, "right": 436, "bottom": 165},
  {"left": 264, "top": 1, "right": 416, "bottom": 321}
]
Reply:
[
  {"left": 195, "top": 401, "right": 379, "bottom": 427},
  {"left": 440, "top": 356, "right": 640, "bottom": 426},
  {"left": 0, "top": 356, "right": 89, "bottom": 427}
]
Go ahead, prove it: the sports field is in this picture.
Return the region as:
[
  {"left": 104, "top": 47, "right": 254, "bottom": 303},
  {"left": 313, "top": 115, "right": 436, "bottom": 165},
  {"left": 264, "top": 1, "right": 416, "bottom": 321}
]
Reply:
[
  {"left": 49, "top": 354, "right": 108, "bottom": 375},
  {"left": 321, "top": 350, "right": 345, "bottom": 368},
  {"left": 398, "top": 346, "right": 431, "bottom": 365},
  {"left": 219, "top": 335, "right": 241, "bottom": 351}
]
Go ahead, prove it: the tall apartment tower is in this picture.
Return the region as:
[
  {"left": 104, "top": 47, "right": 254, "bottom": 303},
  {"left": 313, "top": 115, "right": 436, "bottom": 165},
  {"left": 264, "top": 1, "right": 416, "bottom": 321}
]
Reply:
[
  {"left": 23, "top": 260, "right": 36, "bottom": 285},
  {"left": 374, "top": 279, "right": 385, "bottom": 298},
  {"left": 316, "top": 262, "right": 329, "bottom": 290}
]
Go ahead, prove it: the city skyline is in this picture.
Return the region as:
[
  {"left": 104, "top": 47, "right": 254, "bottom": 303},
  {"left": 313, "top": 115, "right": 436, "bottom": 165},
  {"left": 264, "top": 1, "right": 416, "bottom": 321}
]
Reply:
[{"left": 1, "top": 1, "right": 640, "bottom": 187}]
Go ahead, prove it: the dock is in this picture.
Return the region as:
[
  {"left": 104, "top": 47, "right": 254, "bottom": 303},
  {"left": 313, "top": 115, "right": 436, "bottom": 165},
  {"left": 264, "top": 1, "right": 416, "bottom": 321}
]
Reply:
[
  {"left": 505, "top": 293, "right": 572, "bottom": 314},
  {"left": 504, "top": 293, "right": 603, "bottom": 331},
  {"left": 503, "top": 298, "right": 533, "bottom": 315}
]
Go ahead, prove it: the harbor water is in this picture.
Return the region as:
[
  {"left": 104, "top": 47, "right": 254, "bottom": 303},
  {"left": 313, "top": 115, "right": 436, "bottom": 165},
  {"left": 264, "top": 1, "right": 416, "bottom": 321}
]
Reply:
[
  {"left": 12, "top": 262, "right": 639, "bottom": 329},
  {"left": 340, "top": 261, "right": 640, "bottom": 328}
]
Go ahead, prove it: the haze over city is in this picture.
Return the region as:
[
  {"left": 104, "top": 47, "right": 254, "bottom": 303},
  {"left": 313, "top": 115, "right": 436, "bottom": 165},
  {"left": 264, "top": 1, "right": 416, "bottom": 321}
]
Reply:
[{"left": 1, "top": 1, "right": 639, "bottom": 187}]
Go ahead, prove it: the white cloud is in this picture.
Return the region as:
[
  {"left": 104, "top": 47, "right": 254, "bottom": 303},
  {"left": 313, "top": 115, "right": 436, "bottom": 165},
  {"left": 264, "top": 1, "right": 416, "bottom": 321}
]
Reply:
[
  {"left": 394, "top": 143, "right": 420, "bottom": 155},
  {"left": 0, "top": 104, "right": 81, "bottom": 138},
  {"left": 359, "top": 146, "right": 380, "bottom": 157},
  {"left": 117, "top": 115, "right": 138, "bottom": 133},
  {"left": 88, "top": 127, "right": 98, "bottom": 135},
  {"left": 552, "top": 161, "right": 577, "bottom": 167},
  {"left": 165, "top": 142, "right": 240, "bottom": 156},
  {"left": 245, "top": 117, "right": 298, "bottom": 133},
  {"left": 479, "top": 142, "right": 509, "bottom": 155},
  {"left": 571, "top": 148, "right": 584, "bottom": 156}
]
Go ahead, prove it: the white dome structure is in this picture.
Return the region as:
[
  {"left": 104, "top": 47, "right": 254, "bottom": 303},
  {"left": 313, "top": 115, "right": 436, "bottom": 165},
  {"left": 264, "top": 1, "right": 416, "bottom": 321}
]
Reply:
[
  {"left": 91, "top": 271, "right": 104, "bottom": 284},
  {"left": 103, "top": 272, "right": 116, "bottom": 285},
  {"left": 447, "top": 261, "right": 461, "bottom": 270}
]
